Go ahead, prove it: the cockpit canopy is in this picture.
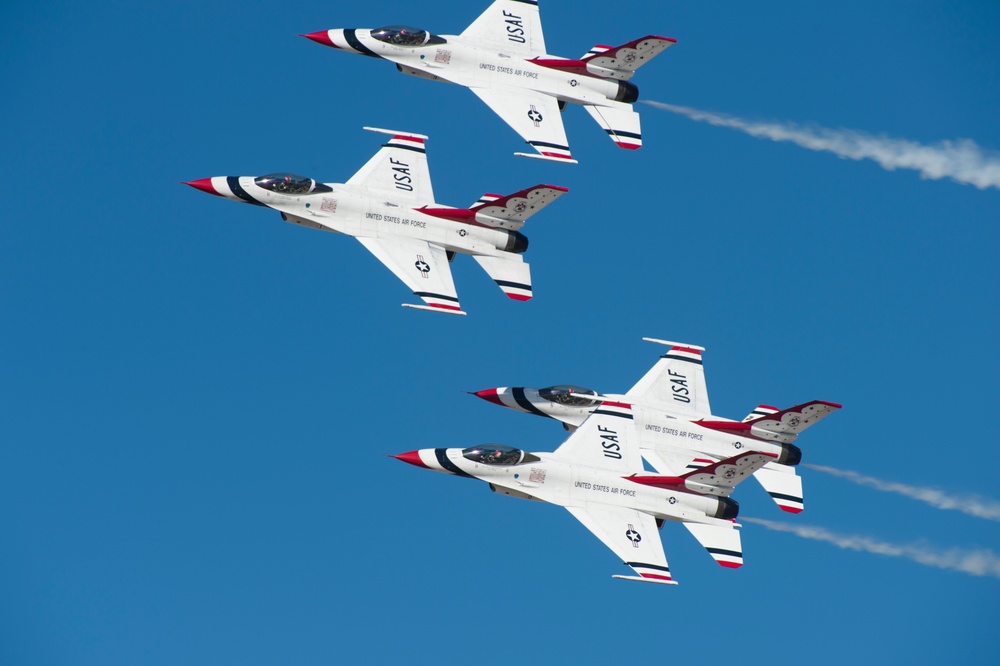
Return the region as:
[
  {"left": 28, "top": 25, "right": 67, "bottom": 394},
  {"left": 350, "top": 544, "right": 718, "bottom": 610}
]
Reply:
[
  {"left": 370, "top": 25, "right": 446, "bottom": 47},
  {"left": 254, "top": 173, "right": 332, "bottom": 195},
  {"left": 461, "top": 444, "right": 539, "bottom": 466},
  {"left": 538, "top": 385, "right": 600, "bottom": 407}
]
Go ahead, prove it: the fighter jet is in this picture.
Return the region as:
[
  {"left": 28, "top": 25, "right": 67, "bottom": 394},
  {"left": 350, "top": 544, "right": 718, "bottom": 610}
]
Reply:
[
  {"left": 184, "top": 127, "right": 567, "bottom": 315},
  {"left": 302, "top": 1, "right": 675, "bottom": 164},
  {"left": 471, "top": 338, "right": 841, "bottom": 513},
  {"left": 394, "top": 402, "right": 800, "bottom": 584}
]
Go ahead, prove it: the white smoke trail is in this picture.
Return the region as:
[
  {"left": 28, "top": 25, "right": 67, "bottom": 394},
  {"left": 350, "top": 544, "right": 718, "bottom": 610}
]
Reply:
[
  {"left": 804, "top": 463, "right": 1000, "bottom": 523},
  {"left": 744, "top": 517, "right": 1000, "bottom": 580},
  {"left": 642, "top": 100, "right": 1000, "bottom": 190}
]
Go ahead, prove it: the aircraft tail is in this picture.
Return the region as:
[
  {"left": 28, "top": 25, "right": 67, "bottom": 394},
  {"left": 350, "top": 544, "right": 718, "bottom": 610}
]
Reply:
[
  {"left": 584, "top": 103, "right": 643, "bottom": 150},
  {"left": 472, "top": 255, "right": 532, "bottom": 302},
  {"left": 468, "top": 184, "right": 569, "bottom": 230},
  {"left": 742, "top": 400, "right": 842, "bottom": 441},
  {"left": 742, "top": 404, "right": 779, "bottom": 423},
  {"left": 753, "top": 463, "right": 805, "bottom": 514},
  {"left": 683, "top": 522, "right": 743, "bottom": 568},
  {"left": 677, "top": 451, "right": 779, "bottom": 497},
  {"left": 580, "top": 36, "right": 677, "bottom": 81}
]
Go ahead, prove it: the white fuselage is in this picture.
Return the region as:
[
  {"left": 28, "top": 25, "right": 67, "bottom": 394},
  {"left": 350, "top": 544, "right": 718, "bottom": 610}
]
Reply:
[
  {"left": 407, "top": 447, "right": 734, "bottom": 528},
  {"left": 337, "top": 29, "right": 626, "bottom": 108},
  {"left": 480, "top": 387, "right": 794, "bottom": 462},
  {"left": 222, "top": 177, "right": 521, "bottom": 259}
]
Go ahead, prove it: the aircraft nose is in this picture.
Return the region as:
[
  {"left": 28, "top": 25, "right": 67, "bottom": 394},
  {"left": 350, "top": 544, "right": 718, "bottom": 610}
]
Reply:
[
  {"left": 183, "top": 178, "right": 220, "bottom": 196},
  {"left": 392, "top": 450, "right": 430, "bottom": 469},
  {"left": 300, "top": 30, "right": 337, "bottom": 48},
  {"left": 470, "top": 388, "right": 507, "bottom": 406}
]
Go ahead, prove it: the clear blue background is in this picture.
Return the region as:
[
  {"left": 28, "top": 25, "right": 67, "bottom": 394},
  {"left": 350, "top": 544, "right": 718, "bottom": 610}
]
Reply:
[{"left": 2, "top": 1, "right": 998, "bottom": 664}]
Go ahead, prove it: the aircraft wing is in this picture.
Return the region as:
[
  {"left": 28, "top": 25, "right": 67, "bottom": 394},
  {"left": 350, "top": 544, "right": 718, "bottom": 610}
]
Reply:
[
  {"left": 553, "top": 401, "right": 640, "bottom": 472},
  {"left": 355, "top": 237, "right": 466, "bottom": 314},
  {"left": 626, "top": 340, "right": 711, "bottom": 417},
  {"left": 565, "top": 506, "right": 676, "bottom": 584},
  {"left": 468, "top": 88, "right": 576, "bottom": 163},
  {"left": 345, "top": 128, "right": 434, "bottom": 204},
  {"left": 639, "top": 446, "right": 705, "bottom": 478},
  {"left": 460, "top": 0, "right": 546, "bottom": 57}
]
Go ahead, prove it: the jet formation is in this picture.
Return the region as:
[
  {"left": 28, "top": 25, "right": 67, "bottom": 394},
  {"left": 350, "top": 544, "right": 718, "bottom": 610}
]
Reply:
[
  {"left": 185, "top": 127, "right": 566, "bottom": 314},
  {"left": 186, "top": 1, "right": 843, "bottom": 586},
  {"left": 472, "top": 338, "right": 843, "bottom": 514},
  {"left": 395, "top": 339, "right": 840, "bottom": 584},
  {"left": 303, "top": 0, "right": 675, "bottom": 163}
]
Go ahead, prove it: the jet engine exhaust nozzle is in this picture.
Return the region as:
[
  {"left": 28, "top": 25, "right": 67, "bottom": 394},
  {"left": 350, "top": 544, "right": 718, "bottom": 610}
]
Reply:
[
  {"left": 778, "top": 443, "right": 802, "bottom": 467},
  {"left": 615, "top": 81, "right": 640, "bottom": 104},
  {"left": 504, "top": 231, "right": 529, "bottom": 254},
  {"left": 715, "top": 497, "right": 739, "bottom": 521}
]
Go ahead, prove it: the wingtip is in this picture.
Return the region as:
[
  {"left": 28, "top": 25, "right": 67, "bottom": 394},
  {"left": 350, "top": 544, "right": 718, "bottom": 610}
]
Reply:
[
  {"left": 401, "top": 303, "right": 468, "bottom": 316},
  {"left": 514, "top": 152, "right": 579, "bottom": 165}
]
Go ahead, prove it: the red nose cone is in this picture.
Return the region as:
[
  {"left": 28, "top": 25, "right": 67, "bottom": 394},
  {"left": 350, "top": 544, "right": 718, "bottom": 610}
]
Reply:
[
  {"left": 392, "top": 450, "right": 428, "bottom": 469},
  {"left": 301, "top": 30, "right": 336, "bottom": 47},
  {"left": 471, "top": 388, "right": 505, "bottom": 407},
  {"left": 184, "top": 178, "right": 218, "bottom": 196}
]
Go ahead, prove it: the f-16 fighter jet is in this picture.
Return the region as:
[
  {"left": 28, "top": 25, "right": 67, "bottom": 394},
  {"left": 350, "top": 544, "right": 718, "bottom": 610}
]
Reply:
[
  {"left": 471, "top": 338, "right": 841, "bottom": 513},
  {"left": 394, "top": 405, "right": 799, "bottom": 584},
  {"left": 184, "top": 127, "right": 567, "bottom": 315},
  {"left": 302, "top": 1, "right": 675, "bottom": 164}
]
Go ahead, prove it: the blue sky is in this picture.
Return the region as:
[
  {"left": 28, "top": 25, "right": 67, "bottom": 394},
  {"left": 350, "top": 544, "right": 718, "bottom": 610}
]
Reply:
[{"left": 2, "top": 1, "right": 998, "bottom": 664}]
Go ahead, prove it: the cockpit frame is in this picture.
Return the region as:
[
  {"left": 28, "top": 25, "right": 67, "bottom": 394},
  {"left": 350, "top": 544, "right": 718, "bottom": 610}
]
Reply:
[
  {"left": 461, "top": 444, "right": 540, "bottom": 466},
  {"left": 254, "top": 173, "right": 332, "bottom": 195},
  {"left": 370, "top": 25, "right": 446, "bottom": 47}
]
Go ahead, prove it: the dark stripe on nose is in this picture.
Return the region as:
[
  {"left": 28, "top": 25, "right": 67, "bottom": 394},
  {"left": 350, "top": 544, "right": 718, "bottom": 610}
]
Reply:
[
  {"left": 345, "top": 29, "right": 381, "bottom": 58},
  {"left": 227, "top": 177, "right": 266, "bottom": 207},
  {"left": 435, "top": 449, "right": 473, "bottom": 477},
  {"left": 512, "top": 387, "right": 549, "bottom": 418}
]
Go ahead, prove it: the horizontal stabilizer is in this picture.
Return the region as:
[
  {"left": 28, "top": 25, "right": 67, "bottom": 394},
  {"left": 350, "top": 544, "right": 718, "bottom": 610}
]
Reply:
[
  {"left": 683, "top": 522, "right": 743, "bottom": 568},
  {"left": 469, "top": 184, "right": 569, "bottom": 230},
  {"left": 754, "top": 463, "right": 805, "bottom": 514},
  {"left": 472, "top": 255, "right": 532, "bottom": 301},
  {"left": 584, "top": 103, "right": 642, "bottom": 150},
  {"left": 580, "top": 35, "right": 677, "bottom": 80}
]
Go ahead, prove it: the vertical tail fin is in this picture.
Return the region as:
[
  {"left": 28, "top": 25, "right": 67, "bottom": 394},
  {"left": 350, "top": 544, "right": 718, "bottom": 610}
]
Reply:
[
  {"left": 743, "top": 400, "right": 842, "bottom": 440},
  {"left": 468, "top": 184, "right": 569, "bottom": 230},
  {"left": 677, "top": 451, "right": 779, "bottom": 496},
  {"left": 579, "top": 35, "right": 677, "bottom": 80},
  {"left": 743, "top": 404, "right": 779, "bottom": 423}
]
